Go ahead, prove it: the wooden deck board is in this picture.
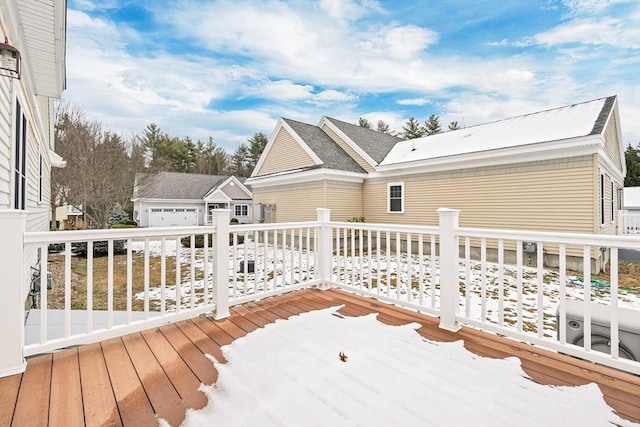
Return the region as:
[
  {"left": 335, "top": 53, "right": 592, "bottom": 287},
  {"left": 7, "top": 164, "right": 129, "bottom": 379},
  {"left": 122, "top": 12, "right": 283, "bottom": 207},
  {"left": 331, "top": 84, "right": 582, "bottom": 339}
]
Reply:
[
  {"left": 0, "top": 371, "right": 21, "bottom": 426},
  {"left": 5, "top": 288, "right": 640, "bottom": 425},
  {"left": 49, "top": 349, "right": 84, "bottom": 427},
  {"left": 101, "top": 337, "right": 157, "bottom": 427},
  {"left": 12, "top": 353, "right": 52, "bottom": 427},
  {"left": 78, "top": 343, "right": 122, "bottom": 427},
  {"left": 121, "top": 333, "right": 187, "bottom": 427}
]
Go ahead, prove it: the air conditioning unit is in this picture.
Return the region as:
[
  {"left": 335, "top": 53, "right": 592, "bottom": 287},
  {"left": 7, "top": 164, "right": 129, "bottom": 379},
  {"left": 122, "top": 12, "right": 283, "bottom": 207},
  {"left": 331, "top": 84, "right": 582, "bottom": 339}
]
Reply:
[{"left": 558, "top": 300, "right": 640, "bottom": 361}]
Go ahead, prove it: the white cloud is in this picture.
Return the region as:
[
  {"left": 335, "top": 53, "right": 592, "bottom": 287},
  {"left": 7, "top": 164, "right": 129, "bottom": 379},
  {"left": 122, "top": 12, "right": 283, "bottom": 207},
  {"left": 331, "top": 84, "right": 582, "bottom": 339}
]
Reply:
[
  {"left": 397, "top": 98, "right": 429, "bottom": 106},
  {"left": 532, "top": 16, "right": 640, "bottom": 49}
]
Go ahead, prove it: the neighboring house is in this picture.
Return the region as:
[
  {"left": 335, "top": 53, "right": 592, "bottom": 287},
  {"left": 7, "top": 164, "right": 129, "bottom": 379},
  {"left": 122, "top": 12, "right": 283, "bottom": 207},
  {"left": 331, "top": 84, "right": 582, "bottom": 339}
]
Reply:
[
  {"left": 0, "top": 1, "right": 67, "bottom": 277},
  {"left": 623, "top": 187, "right": 640, "bottom": 213},
  {"left": 53, "top": 203, "right": 84, "bottom": 229},
  {"left": 247, "top": 96, "right": 626, "bottom": 272},
  {"left": 132, "top": 171, "right": 253, "bottom": 227}
]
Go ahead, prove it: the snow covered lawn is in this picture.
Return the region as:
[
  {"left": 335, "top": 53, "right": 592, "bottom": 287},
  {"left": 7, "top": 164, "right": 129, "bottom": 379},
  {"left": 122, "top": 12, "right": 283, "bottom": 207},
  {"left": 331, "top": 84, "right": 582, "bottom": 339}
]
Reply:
[{"left": 131, "top": 241, "right": 640, "bottom": 340}]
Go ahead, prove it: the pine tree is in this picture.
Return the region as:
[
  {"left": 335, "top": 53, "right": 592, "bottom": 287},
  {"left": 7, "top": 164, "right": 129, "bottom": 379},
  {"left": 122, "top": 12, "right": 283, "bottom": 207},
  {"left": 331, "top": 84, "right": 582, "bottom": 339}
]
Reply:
[
  {"left": 402, "top": 117, "right": 424, "bottom": 139},
  {"left": 424, "top": 114, "right": 442, "bottom": 136},
  {"left": 107, "top": 203, "right": 129, "bottom": 226},
  {"left": 358, "top": 118, "right": 372, "bottom": 129},
  {"left": 247, "top": 132, "right": 268, "bottom": 175},
  {"left": 448, "top": 121, "right": 460, "bottom": 131},
  {"left": 625, "top": 143, "right": 640, "bottom": 186},
  {"left": 376, "top": 120, "right": 393, "bottom": 135}
]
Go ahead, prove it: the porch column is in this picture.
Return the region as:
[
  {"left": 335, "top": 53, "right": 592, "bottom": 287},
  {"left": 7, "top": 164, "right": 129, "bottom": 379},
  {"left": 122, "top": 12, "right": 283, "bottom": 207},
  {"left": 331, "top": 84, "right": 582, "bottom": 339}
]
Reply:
[
  {"left": 0, "top": 210, "right": 27, "bottom": 377},
  {"left": 437, "top": 208, "right": 462, "bottom": 332},
  {"left": 212, "top": 209, "right": 231, "bottom": 319},
  {"left": 316, "top": 208, "right": 331, "bottom": 290}
]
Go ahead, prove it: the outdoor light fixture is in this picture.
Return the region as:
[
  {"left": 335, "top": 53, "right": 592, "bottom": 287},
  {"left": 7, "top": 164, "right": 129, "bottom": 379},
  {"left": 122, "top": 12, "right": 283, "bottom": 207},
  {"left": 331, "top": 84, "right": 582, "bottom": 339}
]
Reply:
[{"left": 0, "top": 37, "right": 20, "bottom": 79}]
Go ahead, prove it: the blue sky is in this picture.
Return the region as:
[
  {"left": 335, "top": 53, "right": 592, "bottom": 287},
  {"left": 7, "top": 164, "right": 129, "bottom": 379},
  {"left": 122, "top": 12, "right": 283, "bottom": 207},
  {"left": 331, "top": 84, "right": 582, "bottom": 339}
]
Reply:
[{"left": 65, "top": 0, "right": 640, "bottom": 152}]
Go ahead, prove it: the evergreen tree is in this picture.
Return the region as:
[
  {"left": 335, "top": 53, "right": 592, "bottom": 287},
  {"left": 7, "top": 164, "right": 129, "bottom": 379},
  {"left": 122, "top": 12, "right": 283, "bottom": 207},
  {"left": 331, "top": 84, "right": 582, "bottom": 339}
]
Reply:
[
  {"left": 376, "top": 120, "right": 393, "bottom": 135},
  {"left": 358, "top": 117, "right": 372, "bottom": 129},
  {"left": 230, "top": 143, "right": 251, "bottom": 177},
  {"left": 247, "top": 132, "right": 268, "bottom": 175},
  {"left": 423, "top": 114, "right": 442, "bottom": 136},
  {"left": 107, "top": 203, "right": 129, "bottom": 226},
  {"left": 625, "top": 143, "right": 640, "bottom": 186},
  {"left": 402, "top": 117, "right": 424, "bottom": 139},
  {"left": 448, "top": 121, "right": 460, "bottom": 131}
]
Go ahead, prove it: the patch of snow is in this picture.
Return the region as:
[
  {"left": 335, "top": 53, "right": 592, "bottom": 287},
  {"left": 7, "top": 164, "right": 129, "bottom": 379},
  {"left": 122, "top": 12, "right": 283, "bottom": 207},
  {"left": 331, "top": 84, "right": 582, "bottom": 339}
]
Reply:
[{"left": 163, "top": 307, "right": 635, "bottom": 427}]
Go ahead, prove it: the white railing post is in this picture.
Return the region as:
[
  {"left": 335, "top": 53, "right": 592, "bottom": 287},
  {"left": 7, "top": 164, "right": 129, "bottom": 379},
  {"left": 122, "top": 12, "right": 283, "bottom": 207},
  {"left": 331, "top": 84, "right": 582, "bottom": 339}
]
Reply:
[
  {"left": 437, "top": 208, "right": 462, "bottom": 332},
  {"left": 0, "top": 210, "right": 27, "bottom": 377},
  {"left": 212, "top": 209, "right": 230, "bottom": 319},
  {"left": 317, "top": 208, "right": 331, "bottom": 290},
  {"left": 617, "top": 210, "right": 626, "bottom": 235}
]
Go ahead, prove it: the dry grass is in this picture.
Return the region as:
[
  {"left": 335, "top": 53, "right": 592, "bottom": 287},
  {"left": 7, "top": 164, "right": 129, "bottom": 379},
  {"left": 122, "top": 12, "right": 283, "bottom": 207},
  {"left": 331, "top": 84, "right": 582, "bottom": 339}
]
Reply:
[
  {"left": 592, "top": 261, "right": 640, "bottom": 290},
  {"left": 47, "top": 253, "right": 183, "bottom": 311}
]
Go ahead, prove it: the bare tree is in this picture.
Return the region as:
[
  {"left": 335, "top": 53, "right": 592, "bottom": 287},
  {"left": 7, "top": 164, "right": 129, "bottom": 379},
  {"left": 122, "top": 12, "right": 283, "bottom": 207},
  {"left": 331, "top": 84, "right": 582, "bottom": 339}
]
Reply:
[{"left": 53, "top": 102, "right": 143, "bottom": 228}]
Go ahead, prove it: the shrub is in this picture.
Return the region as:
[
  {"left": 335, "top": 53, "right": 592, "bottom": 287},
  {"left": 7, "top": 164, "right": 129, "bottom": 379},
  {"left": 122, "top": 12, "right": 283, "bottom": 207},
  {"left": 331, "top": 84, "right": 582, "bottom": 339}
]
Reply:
[
  {"left": 230, "top": 217, "right": 239, "bottom": 224},
  {"left": 180, "top": 233, "right": 245, "bottom": 248},
  {"left": 72, "top": 240, "right": 126, "bottom": 258}
]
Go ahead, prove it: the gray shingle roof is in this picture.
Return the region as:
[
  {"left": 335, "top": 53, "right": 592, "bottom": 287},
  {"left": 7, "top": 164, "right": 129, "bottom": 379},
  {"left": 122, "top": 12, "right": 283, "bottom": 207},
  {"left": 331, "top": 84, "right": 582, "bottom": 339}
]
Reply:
[
  {"left": 134, "top": 171, "right": 228, "bottom": 199},
  {"left": 283, "top": 119, "right": 366, "bottom": 173},
  {"left": 323, "top": 117, "right": 403, "bottom": 164}
]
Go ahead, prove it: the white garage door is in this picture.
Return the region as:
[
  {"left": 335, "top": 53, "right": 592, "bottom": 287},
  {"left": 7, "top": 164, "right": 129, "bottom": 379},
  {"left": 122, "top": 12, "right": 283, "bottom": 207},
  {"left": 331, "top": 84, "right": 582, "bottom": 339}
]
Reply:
[{"left": 149, "top": 208, "right": 198, "bottom": 227}]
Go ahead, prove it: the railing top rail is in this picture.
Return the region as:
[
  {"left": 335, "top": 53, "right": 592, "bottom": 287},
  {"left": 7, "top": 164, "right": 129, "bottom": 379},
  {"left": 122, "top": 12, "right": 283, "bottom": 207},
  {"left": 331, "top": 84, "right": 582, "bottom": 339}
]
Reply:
[
  {"left": 24, "top": 225, "right": 218, "bottom": 244},
  {"left": 329, "top": 221, "right": 440, "bottom": 234},
  {"left": 231, "top": 221, "right": 320, "bottom": 233},
  {"left": 457, "top": 226, "right": 640, "bottom": 249}
]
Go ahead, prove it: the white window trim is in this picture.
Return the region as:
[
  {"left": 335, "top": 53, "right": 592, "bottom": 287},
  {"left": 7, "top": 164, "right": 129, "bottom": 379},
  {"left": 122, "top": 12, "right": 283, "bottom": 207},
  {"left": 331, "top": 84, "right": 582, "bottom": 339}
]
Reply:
[
  {"left": 599, "top": 172, "right": 605, "bottom": 227},
  {"left": 13, "top": 98, "right": 27, "bottom": 210},
  {"left": 235, "top": 204, "right": 249, "bottom": 217},
  {"left": 387, "top": 182, "right": 404, "bottom": 214},
  {"left": 610, "top": 180, "right": 615, "bottom": 224}
]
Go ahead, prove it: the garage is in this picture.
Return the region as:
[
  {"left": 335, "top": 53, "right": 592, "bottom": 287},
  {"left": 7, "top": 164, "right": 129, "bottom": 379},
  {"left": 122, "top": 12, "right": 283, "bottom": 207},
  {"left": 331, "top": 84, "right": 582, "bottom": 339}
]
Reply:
[{"left": 149, "top": 208, "right": 198, "bottom": 227}]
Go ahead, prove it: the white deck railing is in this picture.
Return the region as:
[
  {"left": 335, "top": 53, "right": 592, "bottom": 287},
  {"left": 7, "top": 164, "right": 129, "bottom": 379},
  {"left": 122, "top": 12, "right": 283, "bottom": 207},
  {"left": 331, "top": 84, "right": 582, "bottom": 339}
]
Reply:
[
  {"left": 618, "top": 210, "right": 640, "bottom": 235},
  {"left": 1, "top": 208, "right": 639, "bottom": 378}
]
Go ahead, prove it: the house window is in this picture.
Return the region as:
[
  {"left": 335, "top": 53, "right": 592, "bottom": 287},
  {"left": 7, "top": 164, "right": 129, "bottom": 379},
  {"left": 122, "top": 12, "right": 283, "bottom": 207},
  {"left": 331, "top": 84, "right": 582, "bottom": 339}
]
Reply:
[
  {"left": 13, "top": 100, "right": 27, "bottom": 210},
  {"left": 387, "top": 182, "right": 404, "bottom": 213},
  {"left": 235, "top": 204, "right": 249, "bottom": 216},
  {"left": 599, "top": 172, "right": 605, "bottom": 226},
  {"left": 610, "top": 181, "right": 614, "bottom": 223},
  {"left": 38, "top": 150, "right": 43, "bottom": 203}
]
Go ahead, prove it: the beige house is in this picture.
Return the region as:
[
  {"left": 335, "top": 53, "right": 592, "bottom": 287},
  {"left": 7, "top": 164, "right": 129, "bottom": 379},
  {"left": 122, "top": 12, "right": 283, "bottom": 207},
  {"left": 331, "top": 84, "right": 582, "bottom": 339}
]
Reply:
[{"left": 247, "top": 96, "right": 626, "bottom": 270}]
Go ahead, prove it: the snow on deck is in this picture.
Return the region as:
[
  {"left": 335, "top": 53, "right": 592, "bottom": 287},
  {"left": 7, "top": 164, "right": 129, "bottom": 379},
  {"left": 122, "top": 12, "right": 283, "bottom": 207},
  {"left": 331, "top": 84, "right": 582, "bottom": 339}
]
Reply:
[
  {"left": 380, "top": 97, "right": 607, "bottom": 166},
  {"left": 169, "top": 307, "right": 634, "bottom": 427}
]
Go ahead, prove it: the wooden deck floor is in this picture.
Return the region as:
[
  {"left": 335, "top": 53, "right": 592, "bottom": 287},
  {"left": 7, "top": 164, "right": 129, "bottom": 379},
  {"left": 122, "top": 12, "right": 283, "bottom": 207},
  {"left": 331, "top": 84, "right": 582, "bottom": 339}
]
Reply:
[{"left": 1, "top": 288, "right": 639, "bottom": 426}]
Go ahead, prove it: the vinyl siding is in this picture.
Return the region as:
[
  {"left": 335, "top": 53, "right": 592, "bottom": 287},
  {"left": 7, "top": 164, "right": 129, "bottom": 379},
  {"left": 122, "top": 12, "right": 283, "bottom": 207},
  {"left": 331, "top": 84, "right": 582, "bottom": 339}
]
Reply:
[
  {"left": 255, "top": 128, "right": 316, "bottom": 176},
  {"left": 602, "top": 114, "right": 622, "bottom": 170},
  {"left": 220, "top": 180, "right": 251, "bottom": 199},
  {"left": 253, "top": 180, "right": 363, "bottom": 223},
  {"left": 321, "top": 124, "right": 375, "bottom": 172},
  {"left": 363, "top": 156, "right": 595, "bottom": 233},
  {"left": 0, "top": 77, "right": 11, "bottom": 208}
]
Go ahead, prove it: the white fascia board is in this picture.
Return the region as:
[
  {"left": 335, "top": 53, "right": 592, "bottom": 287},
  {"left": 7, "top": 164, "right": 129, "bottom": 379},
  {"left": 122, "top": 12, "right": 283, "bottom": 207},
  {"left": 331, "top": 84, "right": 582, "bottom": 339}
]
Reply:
[
  {"left": 603, "top": 98, "right": 626, "bottom": 176},
  {"left": 251, "top": 118, "right": 323, "bottom": 177},
  {"left": 247, "top": 168, "right": 366, "bottom": 189},
  {"left": 598, "top": 146, "right": 625, "bottom": 182},
  {"left": 319, "top": 117, "right": 377, "bottom": 168},
  {"left": 373, "top": 136, "right": 603, "bottom": 178},
  {"left": 48, "top": 148, "right": 66, "bottom": 168},
  {"left": 203, "top": 189, "right": 232, "bottom": 202}
]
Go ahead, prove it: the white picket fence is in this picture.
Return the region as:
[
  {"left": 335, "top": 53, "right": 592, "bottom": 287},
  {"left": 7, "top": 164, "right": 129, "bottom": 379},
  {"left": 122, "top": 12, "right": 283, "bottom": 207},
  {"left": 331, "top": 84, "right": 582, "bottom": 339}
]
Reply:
[{"left": 1, "top": 208, "right": 639, "bottom": 379}]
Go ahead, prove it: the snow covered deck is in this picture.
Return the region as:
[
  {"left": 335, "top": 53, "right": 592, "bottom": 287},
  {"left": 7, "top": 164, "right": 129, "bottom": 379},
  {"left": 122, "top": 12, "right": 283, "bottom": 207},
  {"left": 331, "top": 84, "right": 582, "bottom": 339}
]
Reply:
[{"left": 2, "top": 288, "right": 638, "bottom": 426}]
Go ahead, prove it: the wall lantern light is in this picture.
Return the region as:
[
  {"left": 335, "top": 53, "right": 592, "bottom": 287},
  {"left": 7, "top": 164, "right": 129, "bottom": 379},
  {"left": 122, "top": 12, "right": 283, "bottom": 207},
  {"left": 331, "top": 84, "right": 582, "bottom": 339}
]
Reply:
[{"left": 0, "top": 37, "right": 20, "bottom": 79}]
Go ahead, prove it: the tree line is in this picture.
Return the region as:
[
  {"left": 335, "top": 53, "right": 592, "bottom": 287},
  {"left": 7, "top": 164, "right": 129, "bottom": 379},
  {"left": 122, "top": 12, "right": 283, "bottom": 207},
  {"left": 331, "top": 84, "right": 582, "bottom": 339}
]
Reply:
[
  {"left": 52, "top": 103, "right": 267, "bottom": 228},
  {"left": 358, "top": 115, "right": 459, "bottom": 139}
]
